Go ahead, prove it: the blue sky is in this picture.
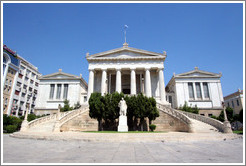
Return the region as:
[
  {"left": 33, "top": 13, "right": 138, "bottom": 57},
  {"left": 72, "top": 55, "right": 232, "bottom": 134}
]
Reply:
[{"left": 3, "top": 3, "right": 243, "bottom": 96}]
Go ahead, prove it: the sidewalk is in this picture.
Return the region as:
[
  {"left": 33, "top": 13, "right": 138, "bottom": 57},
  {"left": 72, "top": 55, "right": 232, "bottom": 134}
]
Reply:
[{"left": 10, "top": 131, "right": 242, "bottom": 143}]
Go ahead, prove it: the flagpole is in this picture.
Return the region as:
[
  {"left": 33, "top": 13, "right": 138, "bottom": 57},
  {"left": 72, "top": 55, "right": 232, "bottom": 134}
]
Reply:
[{"left": 124, "top": 27, "right": 127, "bottom": 43}]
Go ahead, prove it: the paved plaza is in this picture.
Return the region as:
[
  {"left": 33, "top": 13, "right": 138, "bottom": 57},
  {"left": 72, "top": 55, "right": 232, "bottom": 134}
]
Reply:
[{"left": 2, "top": 133, "right": 244, "bottom": 164}]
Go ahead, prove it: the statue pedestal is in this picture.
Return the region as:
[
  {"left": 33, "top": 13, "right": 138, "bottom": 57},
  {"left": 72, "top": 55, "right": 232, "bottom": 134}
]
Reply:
[{"left": 118, "top": 115, "right": 128, "bottom": 132}]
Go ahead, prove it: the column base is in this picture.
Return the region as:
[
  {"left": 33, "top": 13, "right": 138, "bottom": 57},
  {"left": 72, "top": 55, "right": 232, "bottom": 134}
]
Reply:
[
  {"left": 20, "top": 120, "right": 29, "bottom": 132},
  {"left": 223, "top": 121, "right": 233, "bottom": 133}
]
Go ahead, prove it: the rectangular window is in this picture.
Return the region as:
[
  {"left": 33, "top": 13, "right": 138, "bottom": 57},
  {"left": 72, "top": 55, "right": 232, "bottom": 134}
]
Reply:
[
  {"left": 195, "top": 82, "right": 202, "bottom": 99},
  {"left": 29, "top": 87, "right": 33, "bottom": 92},
  {"left": 203, "top": 83, "right": 210, "bottom": 99},
  {"left": 188, "top": 83, "right": 194, "bottom": 99},
  {"left": 49, "top": 84, "right": 55, "bottom": 99},
  {"left": 208, "top": 114, "right": 213, "bottom": 117},
  {"left": 18, "top": 74, "right": 23, "bottom": 79},
  {"left": 227, "top": 102, "right": 230, "bottom": 107},
  {"left": 35, "top": 82, "right": 39, "bottom": 87},
  {"left": 17, "top": 82, "right": 21, "bottom": 87},
  {"left": 56, "top": 84, "right": 62, "bottom": 99},
  {"left": 84, "top": 96, "right": 87, "bottom": 102},
  {"left": 63, "top": 84, "right": 69, "bottom": 99},
  {"left": 237, "top": 99, "right": 239, "bottom": 106},
  {"left": 30, "top": 80, "right": 34, "bottom": 84},
  {"left": 231, "top": 101, "right": 234, "bottom": 108},
  {"left": 15, "top": 90, "right": 20, "bottom": 95}
]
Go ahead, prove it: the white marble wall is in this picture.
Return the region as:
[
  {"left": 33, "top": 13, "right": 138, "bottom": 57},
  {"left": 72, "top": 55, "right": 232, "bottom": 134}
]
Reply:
[
  {"left": 173, "top": 78, "right": 223, "bottom": 109},
  {"left": 35, "top": 79, "right": 86, "bottom": 110}
]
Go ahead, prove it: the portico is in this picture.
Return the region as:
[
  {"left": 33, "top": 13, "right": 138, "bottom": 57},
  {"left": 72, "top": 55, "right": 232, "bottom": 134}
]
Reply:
[{"left": 86, "top": 43, "right": 169, "bottom": 104}]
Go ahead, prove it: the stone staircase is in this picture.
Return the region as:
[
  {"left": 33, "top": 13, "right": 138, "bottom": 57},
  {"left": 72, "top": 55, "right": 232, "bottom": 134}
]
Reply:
[
  {"left": 24, "top": 105, "right": 95, "bottom": 132},
  {"left": 27, "top": 119, "right": 56, "bottom": 132},
  {"left": 190, "top": 119, "right": 218, "bottom": 133},
  {"left": 156, "top": 102, "right": 224, "bottom": 133}
]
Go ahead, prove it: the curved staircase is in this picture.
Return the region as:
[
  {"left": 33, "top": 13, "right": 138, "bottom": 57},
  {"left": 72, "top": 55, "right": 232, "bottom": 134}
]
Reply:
[{"left": 23, "top": 103, "right": 227, "bottom": 133}]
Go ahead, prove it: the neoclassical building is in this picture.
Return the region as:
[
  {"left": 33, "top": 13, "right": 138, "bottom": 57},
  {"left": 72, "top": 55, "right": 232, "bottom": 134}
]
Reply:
[
  {"left": 34, "top": 69, "right": 88, "bottom": 115},
  {"left": 86, "top": 43, "right": 169, "bottom": 105},
  {"left": 165, "top": 67, "right": 224, "bottom": 117}
]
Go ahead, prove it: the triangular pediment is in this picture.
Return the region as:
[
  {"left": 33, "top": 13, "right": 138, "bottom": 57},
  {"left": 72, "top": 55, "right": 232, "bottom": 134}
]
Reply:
[
  {"left": 40, "top": 72, "right": 80, "bottom": 79},
  {"left": 86, "top": 45, "right": 166, "bottom": 61},
  {"left": 175, "top": 68, "right": 221, "bottom": 78}
]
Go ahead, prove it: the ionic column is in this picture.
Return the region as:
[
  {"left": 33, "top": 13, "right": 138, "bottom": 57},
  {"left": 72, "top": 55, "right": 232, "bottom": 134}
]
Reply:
[
  {"left": 200, "top": 82, "right": 204, "bottom": 100},
  {"left": 101, "top": 69, "right": 107, "bottom": 95},
  {"left": 87, "top": 69, "right": 94, "bottom": 101},
  {"left": 130, "top": 68, "right": 136, "bottom": 95},
  {"left": 145, "top": 68, "right": 152, "bottom": 97},
  {"left": 158, "top": 68, "right": 166, "bottom": 103},
  {"left": 193, "top": 82, "right": 197, "bottom": 100},
  {"left": 116, "top": 69, "right": 122, "bottom": 93}
]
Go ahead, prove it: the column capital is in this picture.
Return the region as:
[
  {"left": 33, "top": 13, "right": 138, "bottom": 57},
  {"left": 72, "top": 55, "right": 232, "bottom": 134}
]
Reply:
[
  {"left": 89, "top": 69, "right": 95, "bottom": 72},
  {"left": 116, "top": 68, "right": 121, "bottom": 71},
  {"left": 101, "top": 68, "right": 107, "bottom": 71},
  {"left": 130, "top": 67, "right": 136, "bottom": 71},
  {"left": 144, "top": 67, "right": 151, "bottom": 71}
]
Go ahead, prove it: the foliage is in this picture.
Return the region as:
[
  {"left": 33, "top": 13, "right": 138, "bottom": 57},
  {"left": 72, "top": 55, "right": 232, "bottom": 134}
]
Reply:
[
  {"left": 74, "top": 101, "right": 81, "bottom": 109},
  {"left": 217, "top": 107, "right": 234, "bottom": 122},
  {"left": 239, "top": 109, "right": 243, "bottom": 123},
  {"left": 149, "top": 124, "right": 156, "bottom": 132},
  {"left": 27, "top": 114, "right": 37, "bottom": 122},
  {"left": 5, "top": 125, "right": 18, "bottom": 133},
  {"left": 60, "top": 99, "right": 73, "bottom": 112},
  {"left": 179, "top": 101, "right": 199, "bottom": 114},
  {"left": 89, "top": 92, "right": 105, "bottom": 130},
  {"left": 3, "top": 115, "right": 23, "bottom": 132},
  {"left": 88, "top": 92, "right": 159, "bottom": 131}
]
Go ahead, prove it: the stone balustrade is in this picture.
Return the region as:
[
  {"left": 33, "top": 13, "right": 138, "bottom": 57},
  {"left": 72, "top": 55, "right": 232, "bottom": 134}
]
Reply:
[
  {"left": 156, "top": 102, "right": 194, "bottom": 132},
  {"left": 179, "top": 110, "right": 225, "bottom": 132},
  {"left": 59, "top": 106, "right": 89, "bottom": 127},
  {"left": 28, "top": 106, "right": 88, "bottom": 129}
]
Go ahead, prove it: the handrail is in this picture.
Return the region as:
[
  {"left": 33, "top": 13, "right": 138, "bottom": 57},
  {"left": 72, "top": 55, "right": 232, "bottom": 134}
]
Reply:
[{"left": 178, "top": 110, "right": 225, "bottom": 132}]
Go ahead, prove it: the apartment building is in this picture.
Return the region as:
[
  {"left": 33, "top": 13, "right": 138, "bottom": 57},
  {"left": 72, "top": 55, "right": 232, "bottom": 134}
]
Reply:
[{"left": 3, "top": 45, "right": 41, "bottom": 116}]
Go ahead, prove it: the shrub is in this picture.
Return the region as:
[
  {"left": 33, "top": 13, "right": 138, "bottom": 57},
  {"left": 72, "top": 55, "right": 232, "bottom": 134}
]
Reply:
[
  {"left": 180, "top": 102, "right": 199, "bottom": 114},
  {"left": 61, "top": 99, "right": 73, "bottom": 112},
  {"left": 27, "top": 114, "right": 37, "bottom": 122},
  {"left": 149, "top": 124, "right": 156, "bottom": 132},
  {"left": 6, "top": 125, "right": 17, "bottom": 133}
]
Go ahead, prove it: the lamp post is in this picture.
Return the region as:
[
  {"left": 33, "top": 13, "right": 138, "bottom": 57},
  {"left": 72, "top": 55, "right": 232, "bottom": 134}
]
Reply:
[{"left": 222, "top": 102, "right": 233, "bottom": 133}]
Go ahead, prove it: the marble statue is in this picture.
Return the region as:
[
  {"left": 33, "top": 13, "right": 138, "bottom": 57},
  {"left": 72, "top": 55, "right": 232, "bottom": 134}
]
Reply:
[{"left": 118, "top": 97, "right": 127, "bottom": 116}]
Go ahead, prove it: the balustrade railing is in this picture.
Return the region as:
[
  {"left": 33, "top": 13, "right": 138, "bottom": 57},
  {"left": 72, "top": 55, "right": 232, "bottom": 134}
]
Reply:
[
  {"left": 28, "top": 105, "right": 89, "bottom": 128},
  {"left": 156, "top": 103, "right": 192, "bottom": 125},
  {"left": 179, "top": 110, "right": 224, "bottom": 132}
]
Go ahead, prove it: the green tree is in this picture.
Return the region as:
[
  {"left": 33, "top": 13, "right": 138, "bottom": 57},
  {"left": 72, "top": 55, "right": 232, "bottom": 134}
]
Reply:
[
  {"left": 89, "top": 92, "right": 105, "bottom": 131},
  {"left": 217, "top": 107, "right": 234, "bottom": 122},
  {"left": 60, "top": 99, "right": 73, "bottom": 112},
  {"left": 146, "top": 97, "right": 159, "bottom": 125}
]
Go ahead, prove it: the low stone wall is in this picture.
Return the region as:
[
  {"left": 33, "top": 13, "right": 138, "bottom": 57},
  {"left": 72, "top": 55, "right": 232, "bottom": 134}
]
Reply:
[
  {"left": 179, "top": 110, "right": 224, "bottom": 132},
  {"left": 60, "top": 110, "right": 98, "bottom": 132}
]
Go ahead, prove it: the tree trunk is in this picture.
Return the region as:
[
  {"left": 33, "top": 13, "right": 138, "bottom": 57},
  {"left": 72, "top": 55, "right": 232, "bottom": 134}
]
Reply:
[{"left": 98, "top": 119, "right": 103, "bottom": 131}]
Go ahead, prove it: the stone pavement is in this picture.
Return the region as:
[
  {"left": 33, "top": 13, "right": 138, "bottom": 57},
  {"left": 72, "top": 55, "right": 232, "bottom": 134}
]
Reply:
[{"left": 3, "top": 133, "right": 244, "bottom": 164}]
